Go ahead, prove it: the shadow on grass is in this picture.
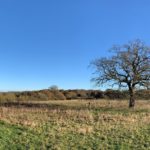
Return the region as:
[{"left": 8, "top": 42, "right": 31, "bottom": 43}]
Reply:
[
  {"left": 0, "top": 101, "right": 149, "bottom": 114},
  {"left": 0, "top": 101, "right": 87, "bottom": 110}
]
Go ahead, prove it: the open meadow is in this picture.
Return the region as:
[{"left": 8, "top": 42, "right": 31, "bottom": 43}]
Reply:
[{"left": 0, "top": 100, "right": 150, "bottom": 149}]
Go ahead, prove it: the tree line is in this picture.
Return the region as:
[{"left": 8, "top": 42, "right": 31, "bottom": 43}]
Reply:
[{"left": 0, "top": 89, "right": 149, "bottom": 102}]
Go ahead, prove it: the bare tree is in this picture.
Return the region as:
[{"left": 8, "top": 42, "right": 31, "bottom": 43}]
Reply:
[
  {"left": 49, "top": 85, "right": 59, "bottom": 91},
  {"left": 90, "top": 39, "right": 150, "bottom": 107}
]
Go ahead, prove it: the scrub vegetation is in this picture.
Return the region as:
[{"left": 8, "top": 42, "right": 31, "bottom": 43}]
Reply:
[{"left": 0, "top": 89, "right": 149, "bottom": 102}]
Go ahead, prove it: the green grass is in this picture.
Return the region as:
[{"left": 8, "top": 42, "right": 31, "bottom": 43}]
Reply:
[
  {"left": 0, "top": 121, "right": 40, "bottom": 149},
  {"left": 0, "top": 100, "right": 150, "bottom": 149}
]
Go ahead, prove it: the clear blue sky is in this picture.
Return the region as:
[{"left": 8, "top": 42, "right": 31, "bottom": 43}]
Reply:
[{"left": 0, "top": 0, "right": 150, "bottom": 91}]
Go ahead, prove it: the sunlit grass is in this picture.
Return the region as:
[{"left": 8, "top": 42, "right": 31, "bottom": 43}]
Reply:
[{"left": 0, "top": 100, "right": 150, "bottom": 149}]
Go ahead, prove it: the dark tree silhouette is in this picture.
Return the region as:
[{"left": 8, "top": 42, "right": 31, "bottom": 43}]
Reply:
[{"left": 91, "top": 40, "right": 150, "bottom": 107}]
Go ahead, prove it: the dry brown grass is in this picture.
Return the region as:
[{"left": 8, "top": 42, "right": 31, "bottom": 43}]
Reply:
[
  {"left": 0, "top": 100, "right": 149, "bottom": 128},
  {"left": 0, "top": 99, "right": 149, "bottom": 149}
]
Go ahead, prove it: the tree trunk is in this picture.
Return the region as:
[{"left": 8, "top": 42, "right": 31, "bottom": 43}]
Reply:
[{"left": 129, "top": 88, "right": 135, "bottom": 108}]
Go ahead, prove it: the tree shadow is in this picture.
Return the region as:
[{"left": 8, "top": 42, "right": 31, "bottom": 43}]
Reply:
[
  {"left": 0, "top": 101, "right": 89, "bottom": 110},
  {"left": 0, "top": 101, "right": 147, "bottom": 113}
]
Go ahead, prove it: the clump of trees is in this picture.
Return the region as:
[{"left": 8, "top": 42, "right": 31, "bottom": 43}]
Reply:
[{"left": 90, "top": 39, "right": 150, "bottom": 107}]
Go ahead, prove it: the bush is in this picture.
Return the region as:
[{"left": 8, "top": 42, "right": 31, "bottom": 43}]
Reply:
[
  {"left": 63, "top": 91, "right": 78, "bottom": 100},
  {"left": 135, "top": 90, "right": 150, "bottom": 100},
  {"left": 51, "top": 90, "right": 66, "bottom": 100},
  {"left": 104, "top": 89, "right": 129, "bottom": 99}
]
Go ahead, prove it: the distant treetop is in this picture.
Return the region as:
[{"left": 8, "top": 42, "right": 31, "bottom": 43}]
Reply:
[{"left": 49, "top": 85, "right": 59, "bottom": 91}]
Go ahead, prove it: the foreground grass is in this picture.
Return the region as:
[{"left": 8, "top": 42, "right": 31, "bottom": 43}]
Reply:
[{"left": 0, "top": 100, "right": 150, "bottom": 149}]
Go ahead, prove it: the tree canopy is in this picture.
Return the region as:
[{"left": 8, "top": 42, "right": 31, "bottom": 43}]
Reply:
[{"left": 91, "top": 39, "right": 150, "bottom": 107}]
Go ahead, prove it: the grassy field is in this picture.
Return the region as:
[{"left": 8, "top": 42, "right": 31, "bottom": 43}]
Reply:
[{"left": 0, "top": 100, "right": 150, "bottom": 150}]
